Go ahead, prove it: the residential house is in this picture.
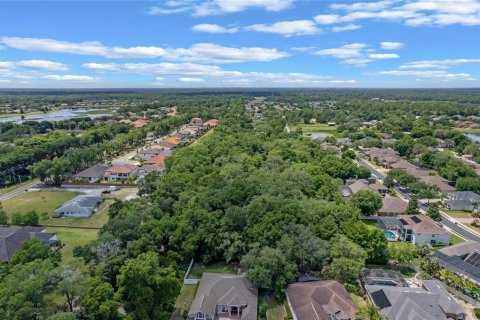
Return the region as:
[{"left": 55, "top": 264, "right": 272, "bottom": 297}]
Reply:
[
  {"left": 138, "top": 163, "right": 166, "bottom": 176},
  {"left": 189, "top": 117, "right": 204, "bottom": 128},
  {"left": 390, "top": 160, "right": 419, "bottom": 171},
  {"left": 444, "top": 191, "right": 480, "bottom": 211},
  {"left": 188, "top": 273, "right": 257, "bottom": 320},
  {"left": 54, "top": 195, "right": 104, "bottom": 218},
  {"left": 104, "top": 164, "right": 138, "bottom": 181},
  {"left": 365, "top": 147, "right": 400, "bottom": 168},
  {"left": 0, "top": 226, "right": 60, "bottom": 262},
  {"left": 378, "top": 197, "right": 408, "bottom": 216},
  {"left": 144, "top": 154, "right": 171, "bottom": 166},
  {"left": 74, "top": 164, "right": 107, "bottom": 182},
  {"left": 203, "top": 119, "right": 219, "bottom": 128},
  {"left": 365, "top": 280, "right": 465, "bottom": 320},
  {"left": 344, "top": 179, "right": 388, "bottom": 197},
  {"left": 162, "top": 135, "right": 182, "bottom": 147},
  {"left": 397, "top": 215, "right": 450, "bottom": 245},
  {"left": 179, "top": 127, "right": 199, "bottom": 139},
  {"left": 137, "top": 148, "right": 171, "bottom": 160},
  {"left": 406, "top": 168, "right": 436, "bottom": 179},
  {"left": 431, "top": 241, "right": 480, "bottom": 285},
  {"left": 419, "top": 175, "right": 455, "bottom": 193},
  {"left": 131, "top": 118, "right": 149, "bottom": 128},
  {"left": 153, "top": 141, "right": 176, "bottom": 150},
  {"left": 286, "top": 280, "right": 358, "bottom": 320}
]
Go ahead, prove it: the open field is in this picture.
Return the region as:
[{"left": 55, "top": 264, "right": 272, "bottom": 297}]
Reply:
[
  {"left": 188, "top": 262, "right": 235, "bottom": 279},
  {"left": 105, "top": 188, "right": 139, "bottom": 201},
  {"left": 2, "top": 191, "right": 80, "bottom": 217},
  {"left": 290, "top": 122, "right": 338, "bottom": 134},
  {"left": 444, "top": 210, "right": 472, "bottom": 219},
  {"left": 46, "top": 227, "right": 98, "bottom": 270},
  {"left": 170, "top": 284, "right": 198, "bottom": 320},
  {"left": 0, "top": 179, "right": 39, "bottom": 196}
]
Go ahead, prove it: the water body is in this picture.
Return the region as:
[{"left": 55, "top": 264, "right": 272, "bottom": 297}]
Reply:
[
  {"left": 0, "top": 108, "right": 111, "bottom": 124},
  {"left": 305, "top": 132, "right": 332, "bottom": 140},
  {"left": 466, "top": 133, "right": 480, "bottom": 142}
]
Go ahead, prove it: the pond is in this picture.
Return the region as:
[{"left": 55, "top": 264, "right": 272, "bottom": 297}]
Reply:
[
  {"left": 305, "top": 132, "right": 332, "bottom": 140},
  {"left": 0, "top": 108, "right": 112, "bottom": 124},
  {"left": 466, "top": 133, "right": 480, "bottom": 142}
]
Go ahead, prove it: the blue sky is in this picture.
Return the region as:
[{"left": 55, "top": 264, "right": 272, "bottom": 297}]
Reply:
[{"left": 1, "top": 0, "right": 480, "bottom": 88}]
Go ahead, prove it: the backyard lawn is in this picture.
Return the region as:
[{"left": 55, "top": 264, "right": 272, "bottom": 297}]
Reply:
[
  {"left": 188, "top": 262, "right": 235, "bottom": 279},
  {"left": 170, "top": 284, "right": 198, "bottom": 320},
  {"left": 46, "top": 227, "right": 98, "bottom": 270},
  {"left": 2, "top": 191, "right": 80, "bottom": 217},
  {"left": 361, "top": 219, "right": 378, "bottom": 227}
]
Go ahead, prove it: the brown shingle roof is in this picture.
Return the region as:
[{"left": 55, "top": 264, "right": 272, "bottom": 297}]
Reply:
[
  {"left": 398, "top": 215, "right": 448, "bottom": 234},
  {"left": 379, "top": 197, "right": 408, "bottom": 215},
  {"left": 287, "top": 280, "right": 358, "bottom": 320}
]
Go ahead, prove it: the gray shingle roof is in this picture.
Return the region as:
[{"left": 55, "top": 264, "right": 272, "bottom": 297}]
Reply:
[
  {"left": 189, "top": 273, "right": 258, "bottom": 320},
  {"left": 0, "top": 226, "right": 57, "bottom": 262},
  {"left": 74, "top": 164, "right": 107, "bottom": 179},
  {"left": 431, "top": 241, "right": 480, "bottom": 285},
  {"left": 54, "top": 195, "right": 103, "bottom": 216},
  {"left": 365, "top": 280, "right": 465, "bottom": 320}
]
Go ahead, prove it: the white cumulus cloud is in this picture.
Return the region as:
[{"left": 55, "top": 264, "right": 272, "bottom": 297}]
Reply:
[
  {"left": 381, "top": 42, "right": 404, "bottom": 50},
  {"left": 245, "top": 20, "right": 321, "bottom": 36},
  {"left": 179, "top": 77, "right": 205, "bottom": 82},
  {"left": 191, "top": 23, "right": 238, "bottom": 33}
]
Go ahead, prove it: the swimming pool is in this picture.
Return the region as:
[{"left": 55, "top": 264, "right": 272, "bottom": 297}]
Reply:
[{"left": 384, "top": 230, "right": 398, "bottom": 241}]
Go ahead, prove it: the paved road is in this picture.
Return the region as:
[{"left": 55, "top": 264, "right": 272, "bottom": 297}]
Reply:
[
  {"left": 0, "top": 180, "right": 41, "bottom": 202},
  {"left": 357, "top": 158, "right": 480, "bottom": 242}
]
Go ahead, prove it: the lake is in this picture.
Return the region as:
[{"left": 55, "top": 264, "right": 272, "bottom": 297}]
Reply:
[
  {"left": 466, "top": 133, "right": 480, "bottom": 142},
  {"left": 0, "top": 108, "right": 111, "bottom": 124}
]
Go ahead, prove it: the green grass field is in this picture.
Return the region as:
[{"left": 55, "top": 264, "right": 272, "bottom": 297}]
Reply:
[
  {"left": 290, "top": 122, "right": 338, "bottom": 134},
  {"left": 2, "top": 191, "right": 80, "bottom": 217},
  {"left": 0, "top": 179, "right": 39, "bottom": 196},
  {"left": 170, "top": 284, "right": 198, "bottom": 320},
  {"left": 444, "top": 210, "right": 472, "bottom": 219},
  {"left": 188, "top": 262, "right": 235, "bottom": 279},
  {"left": 46, "top": 227, "right": 98, "bottom": 270},
  {"left": 450, "top": 233, "right": 466, "bottom": 245}
]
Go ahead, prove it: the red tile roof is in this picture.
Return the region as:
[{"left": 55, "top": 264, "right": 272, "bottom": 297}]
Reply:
[
  {"left": 144, "top": 154, "right": 171, "bottom": 165},
  {"left": 106, "top": 164, "right": 138, "bottom": 174}
]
